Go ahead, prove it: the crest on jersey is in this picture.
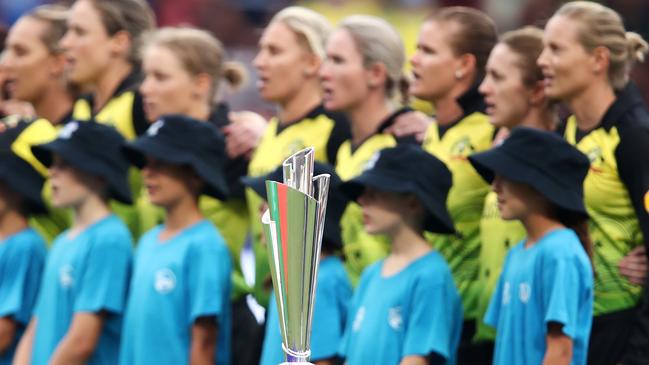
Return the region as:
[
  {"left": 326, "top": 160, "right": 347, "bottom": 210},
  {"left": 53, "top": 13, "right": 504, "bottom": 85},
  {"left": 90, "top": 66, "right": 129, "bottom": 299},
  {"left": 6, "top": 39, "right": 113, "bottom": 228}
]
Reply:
[
  {"left": 363, "top": 151, "right": 381, "bottom": 172},
  {"left": 58, "top": 122, "right": 79, "bottom": 139},
  {"left": 147, "top": 120, "right": 165, "bottom": 136}
]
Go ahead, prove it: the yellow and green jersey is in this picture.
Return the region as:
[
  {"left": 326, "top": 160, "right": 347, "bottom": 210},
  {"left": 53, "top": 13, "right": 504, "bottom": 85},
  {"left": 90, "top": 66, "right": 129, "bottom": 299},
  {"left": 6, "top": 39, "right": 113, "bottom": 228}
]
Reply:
[
  {"left": 563, "top": 84, "right": 649, "bottom": 317},
  {"left": 6, "top": 118, "right": 70, "bottom": 244},
  {"left": 422, "top": 87, "right": 495, "bottom": 320},
  {"left": 72, "top": 72, "right": 159, "bottom": 240},
  {"left": 474, "top": 191, "right": 525, "bottom": 341},
  {"left": 336, "top": 108, "right": 417, "bottom": 285},
  {"left": 72, "top": 72, "right": 149, "bottom": 140},
  {"left": 202, "top": 104, "right": 252, "bottom": 300},
  {"left": 246, "top": 105, "right": 350, "bottom": 305}
]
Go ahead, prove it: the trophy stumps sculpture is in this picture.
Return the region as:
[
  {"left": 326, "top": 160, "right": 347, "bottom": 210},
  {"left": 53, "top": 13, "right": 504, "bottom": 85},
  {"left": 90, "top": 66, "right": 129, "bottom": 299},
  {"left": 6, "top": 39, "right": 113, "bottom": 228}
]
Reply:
[{"left": 261, "top": 147, "right": 330, "bottom": 365}]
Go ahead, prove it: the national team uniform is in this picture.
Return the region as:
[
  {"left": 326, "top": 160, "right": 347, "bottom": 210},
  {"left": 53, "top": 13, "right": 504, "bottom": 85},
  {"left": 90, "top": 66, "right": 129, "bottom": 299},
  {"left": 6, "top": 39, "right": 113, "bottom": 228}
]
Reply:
[
  {"left": 245, "top": 105, "right": 349, "bottom": 304},
  {"left": 486, "top": 229, "right": 593, "bottom": 365},
  {"left": 120, "top": 220, "right": 232, "bottom": 365},
  {"left": 31, "top": 215, "right": 132, "bottom": 365},
  {"left": 200, "top": 103, "right": 250, "bottom": 291},
  {"left": 260, "top": 256, "right": 351, "bottom": 365},
  {"left": 421, "top": 86, "right": 495, "bottom": 323},
  {"left": 4, "top": 119, "right": 68, "bottom": 244},
  {"left": 0, "top": 228, "right": 46, "bottom": 364},
  {"left": 474, "top": 191, "right": 525, "bottom": 341},
  {"left": 336, "top": 107, "right": 416, "bottom": 284},
  {"left": 561, "top": 83, "right": 649, "bottom": 365},
  {"left": 340, "top": 251, "right": 463, "bottom": 365}
]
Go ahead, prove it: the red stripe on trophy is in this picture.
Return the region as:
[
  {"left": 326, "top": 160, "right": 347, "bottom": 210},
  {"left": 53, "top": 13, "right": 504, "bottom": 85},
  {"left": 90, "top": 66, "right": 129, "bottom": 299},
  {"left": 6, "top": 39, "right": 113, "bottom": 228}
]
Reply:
[{"left": 276, "top": 183, "right": 289, "bottom": 290}]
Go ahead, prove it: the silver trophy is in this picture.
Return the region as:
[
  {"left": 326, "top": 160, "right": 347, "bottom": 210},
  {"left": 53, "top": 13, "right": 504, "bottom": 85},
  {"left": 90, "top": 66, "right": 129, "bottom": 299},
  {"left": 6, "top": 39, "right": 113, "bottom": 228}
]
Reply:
[{"left": 261, "top": 147, "right": 330, "bottom": 365}]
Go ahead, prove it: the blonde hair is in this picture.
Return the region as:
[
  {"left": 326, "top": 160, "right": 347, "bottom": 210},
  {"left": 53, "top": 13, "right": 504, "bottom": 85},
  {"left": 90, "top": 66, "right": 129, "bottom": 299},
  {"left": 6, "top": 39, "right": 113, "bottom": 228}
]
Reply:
[
  {"left": 269, "top": 6, "right": 332, "bottom": 61},
  {"left": 83, "top": 0, "right": 155, "bottom": 65},
  {"left": 556, "top": 1, "right": 649, "bottom": 89},
  {"left": 142, "top": 27, "right": 247, "bottom": 98},
  {"left": 339, "top": 15, "right": 409, "bottom": 103},
  {"left": 26, "top": 4, "right": 68, "bottom": 55}
]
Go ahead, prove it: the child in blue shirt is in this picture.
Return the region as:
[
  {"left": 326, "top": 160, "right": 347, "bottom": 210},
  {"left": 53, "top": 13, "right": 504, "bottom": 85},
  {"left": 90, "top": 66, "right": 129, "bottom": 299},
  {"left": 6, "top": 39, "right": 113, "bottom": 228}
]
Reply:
[
  {"left": 14, "top": 121, "right": 133, "bottom": 365},
  {"left": 120, "top": 114, "right": 233, "bottom": 365},
  {"left": 468, "top": 127, "right": 594, "bottom": 365},
  {"left": 0, "top": 120, "right": 56, "bottom": 364},
  {"left": 244, "top": 162, "right": 352, "bottom": 365},
  {"left": 338, "top": 144, "right": 463, "bottom": 365}
]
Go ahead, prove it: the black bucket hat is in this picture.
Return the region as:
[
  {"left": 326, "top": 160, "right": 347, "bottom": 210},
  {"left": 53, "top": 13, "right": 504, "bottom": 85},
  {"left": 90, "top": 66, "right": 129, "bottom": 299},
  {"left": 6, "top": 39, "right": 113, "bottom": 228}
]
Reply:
[
  {"left": 122, "top": 114, "right": 229, "bottom": 200},
  {"left": 0, "top": 119, "right": 58, "bottom": 215},
  {"left": 340, "top": 144, "right": 455, "bottom": 234},
  {"left": 31, "top": 120, "right": 133, "bottom": 204},
  {"left": 242, "top": 162, "right": 348, "bottom": 251},
  {"left": 468, "top": 127, "right": 590, "bottom": 216}
]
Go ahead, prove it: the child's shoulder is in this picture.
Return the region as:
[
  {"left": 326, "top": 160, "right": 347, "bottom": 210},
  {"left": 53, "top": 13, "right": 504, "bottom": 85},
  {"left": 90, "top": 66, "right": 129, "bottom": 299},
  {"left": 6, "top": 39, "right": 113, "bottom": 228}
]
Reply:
[
  {"left": 86, "top": 215, "right": 133, "bottom": 249},
  {"left": 185, "top": 220, "right": 229, "bottom": 253},
  {"left": 318, "top": 256, "right": 352, "bottom": 287},
  {"left": 411, "top": 251, "right": 455, "bottom": 284},
  {"left": 539, "top": 229, "right": 582, "bottom": 254},
  {"left": 5, "top": 228, "right": 47, "bottom": 256},
  {"left": 537, "top": 228, "right": 590, "bottom": 263},
  {"left": 94, "top": 214, "right": 132, "bottom": 238}
]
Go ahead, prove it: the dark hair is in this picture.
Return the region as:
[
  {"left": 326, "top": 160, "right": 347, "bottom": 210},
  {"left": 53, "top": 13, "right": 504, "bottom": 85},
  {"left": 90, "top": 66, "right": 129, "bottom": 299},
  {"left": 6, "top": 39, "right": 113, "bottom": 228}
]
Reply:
[
  {"left": 499, "top": 26, "right": 544, "bottom": 88},
  {"left": 84, "top": 0, "right": 155, "bottom": 65},
  {"left": 427, "top": 6, "right": 497, "bottom": 80},
  {"left": 553, "top": 207, "right": 593, "bottom": 269},
  {"left": 0, "top": 24, "right": 7, "bottom": 52}
]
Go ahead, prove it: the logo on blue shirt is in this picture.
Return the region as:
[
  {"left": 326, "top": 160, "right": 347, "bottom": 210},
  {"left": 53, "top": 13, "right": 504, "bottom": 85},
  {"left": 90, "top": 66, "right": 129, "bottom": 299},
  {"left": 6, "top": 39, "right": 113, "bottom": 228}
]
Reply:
[
  {"left": 59, "top": 265, "right": 74, "bottom": 288},
  {"left": 154, "top": 268, "right": 176, "bottom": 294},
  {"left": 388, "top": 307, "right": 403, "bottom": 331},
  {"left": 353, "top": 306, "right": 365, "bottom": 332},
  {"left": 519, "top": 283, "right": 531, "bottom": 303},
  {"left": 502, "top": 282, "right": 511, "bottom": 305}
]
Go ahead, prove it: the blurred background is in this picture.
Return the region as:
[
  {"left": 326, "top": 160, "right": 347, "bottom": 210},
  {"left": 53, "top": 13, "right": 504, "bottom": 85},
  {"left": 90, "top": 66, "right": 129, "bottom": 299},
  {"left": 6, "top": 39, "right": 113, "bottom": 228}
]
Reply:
[{"left": 1, "top": 0, "right": 648, "bottom": 117}]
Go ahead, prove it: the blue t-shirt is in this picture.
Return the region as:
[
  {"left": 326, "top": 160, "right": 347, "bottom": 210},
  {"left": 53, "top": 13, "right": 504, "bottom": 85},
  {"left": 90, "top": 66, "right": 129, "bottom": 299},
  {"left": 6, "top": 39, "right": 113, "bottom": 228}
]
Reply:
[
  {"left": 485, "top": 228, "right": 593, "bottom": 365},
  {"left": 339, "top": 251, "right": 463, "bottom": 365},
  {"left": 0, "top": 228, "right": 46, "bottom": 365},
  {"left": 32, "top": 215, "right": 132, "bottom": 365},
  {"left": 260, "top": 256, "right": 352, "bottom": 365},
  {"left": 120, "top": 220, "right": 232, "bottom": 365}
]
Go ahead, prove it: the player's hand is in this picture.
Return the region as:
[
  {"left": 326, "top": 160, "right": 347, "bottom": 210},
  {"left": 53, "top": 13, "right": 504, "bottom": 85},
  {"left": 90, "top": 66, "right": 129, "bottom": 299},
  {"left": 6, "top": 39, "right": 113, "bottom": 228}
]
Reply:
[
  {"left": 619, "top": 245, "right": 648, "bottom": 285},
  {"left": 384, "top": 110, "right": 432, "bottom": 143},
  {"left": 223, "top": 111, "right": 268, "bottom": 160},
  {"left": 0, "top": 99, "right": 36, "bottom": 120}
]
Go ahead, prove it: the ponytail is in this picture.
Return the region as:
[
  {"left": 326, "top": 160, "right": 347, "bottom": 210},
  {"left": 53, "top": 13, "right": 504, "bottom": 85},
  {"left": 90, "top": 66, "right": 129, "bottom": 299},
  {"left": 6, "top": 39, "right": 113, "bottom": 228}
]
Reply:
[
  {"left": 626, "top": 31, "right": 649, "bottom": 64},
  {"left": 221, "top": 62, "right": 248, "bottom": 91},
  {"left": 397, "top": 74, "right": 410, "bottom": 105}
]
